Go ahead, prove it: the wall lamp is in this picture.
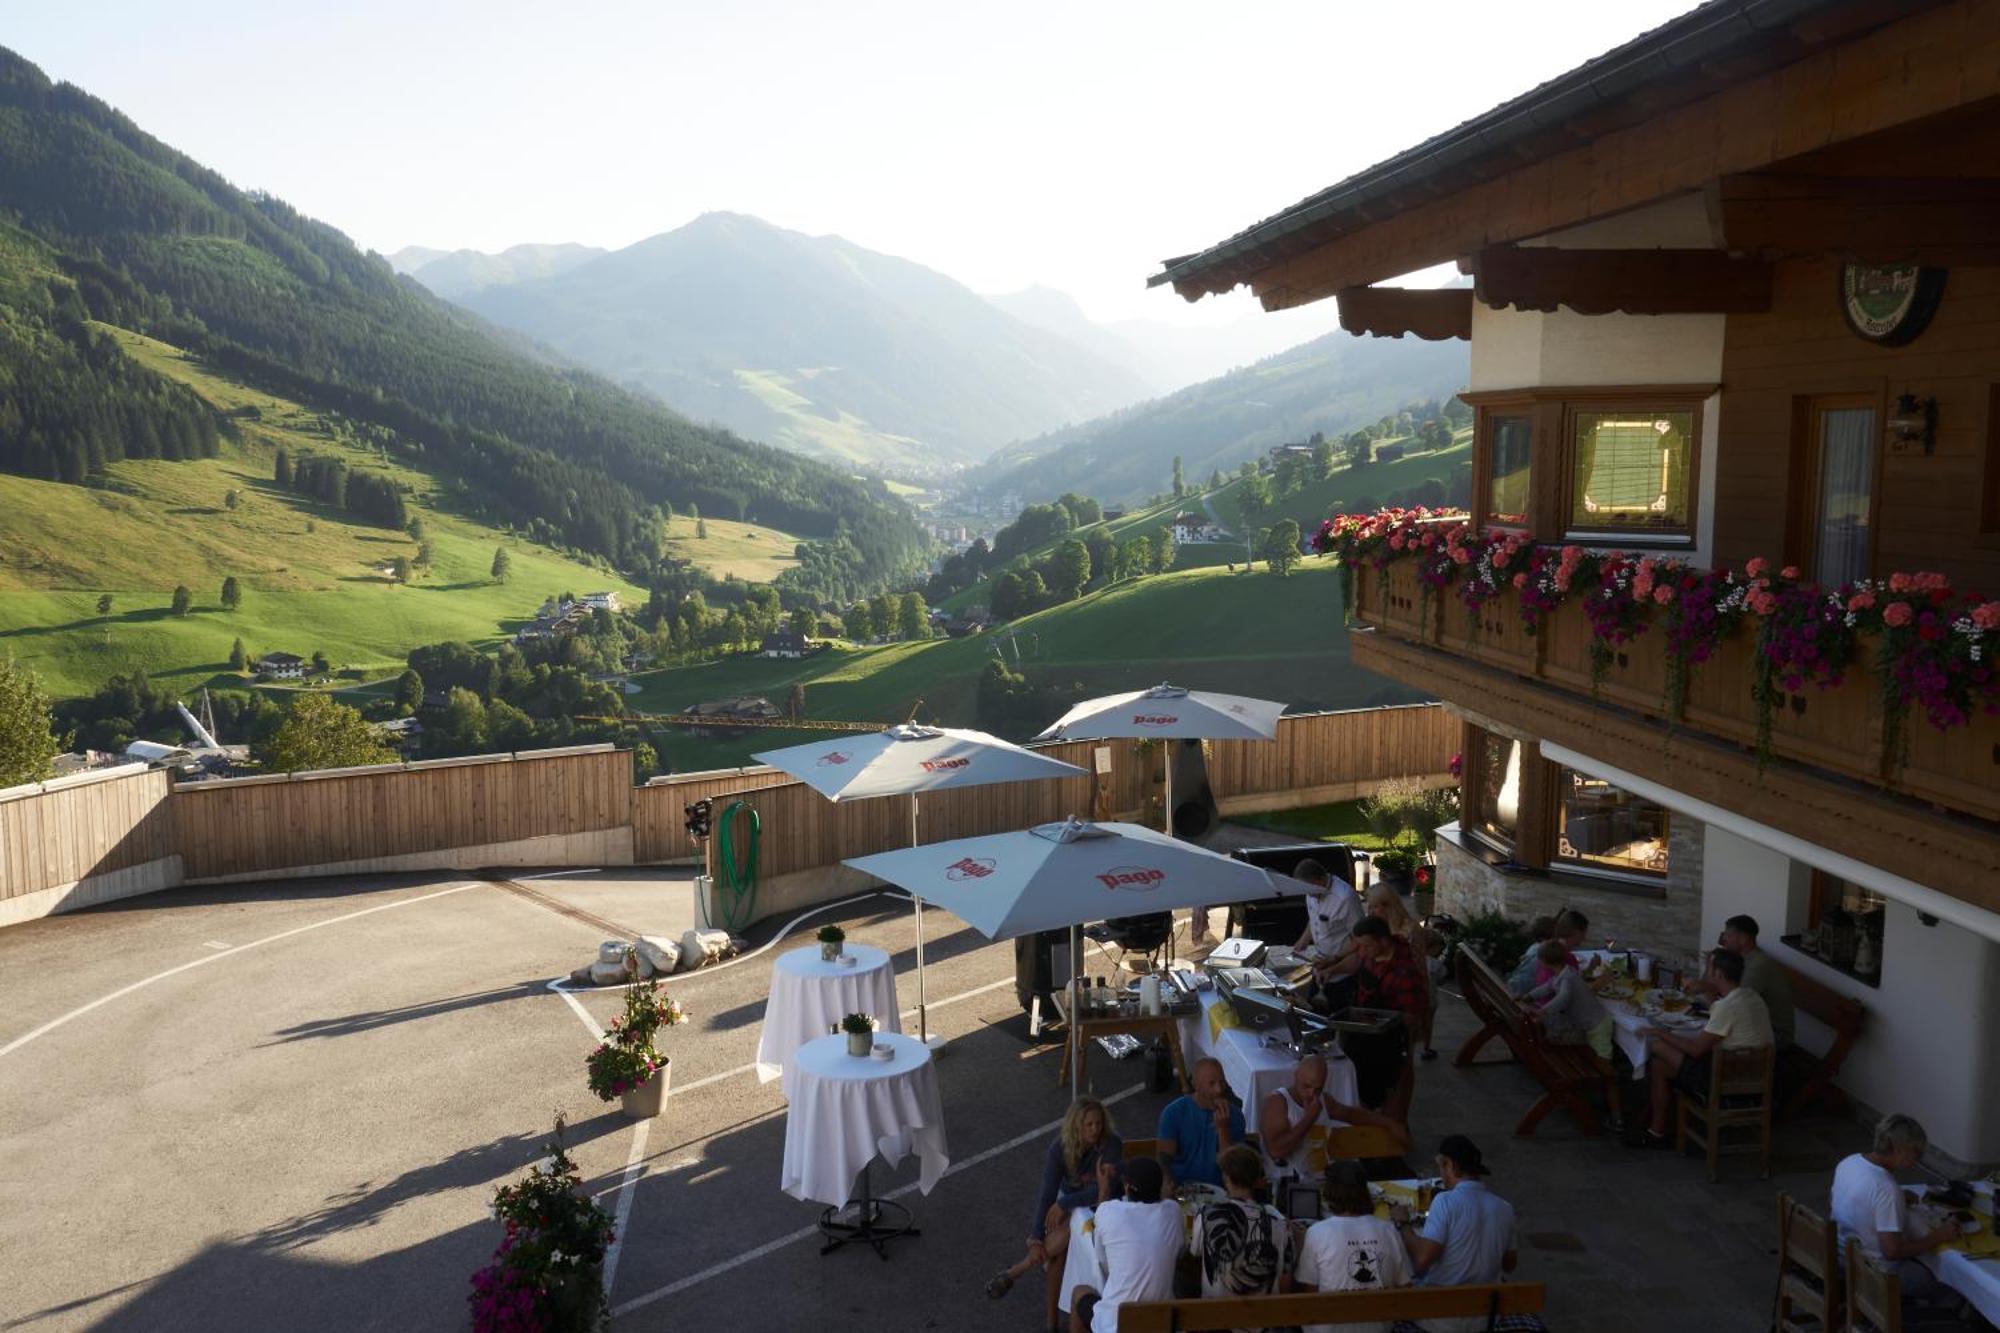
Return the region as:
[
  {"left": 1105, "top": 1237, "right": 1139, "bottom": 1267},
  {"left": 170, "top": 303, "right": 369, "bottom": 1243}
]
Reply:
[{"left": 1889, "top": 392, "right": 1937, "bottom": 454}]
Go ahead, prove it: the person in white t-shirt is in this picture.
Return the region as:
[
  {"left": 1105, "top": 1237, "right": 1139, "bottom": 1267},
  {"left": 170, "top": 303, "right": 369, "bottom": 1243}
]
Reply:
[
  {"left": 1830, "top": 1113, "right": 1959, "bottom": 1307},
  {"left": 1628, "top": 948, "right": 1771, "bottom": 1149},
  {"left": 1294, "top": 1159, "right": 1409, "bottom": 1333},
  {"left": 1070, "top": 1156, "right": 1183, "bottom": 1333}
]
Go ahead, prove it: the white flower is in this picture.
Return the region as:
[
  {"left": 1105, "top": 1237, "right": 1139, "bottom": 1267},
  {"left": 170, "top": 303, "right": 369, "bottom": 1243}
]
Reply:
[{"left": 532, "top": 1156, "right": 557, "bottom": 1176}]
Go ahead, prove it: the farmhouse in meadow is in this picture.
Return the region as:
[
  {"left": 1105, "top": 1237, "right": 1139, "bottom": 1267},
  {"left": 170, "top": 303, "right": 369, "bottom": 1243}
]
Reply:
[{"left": 253, "top": 652, "right": 305, "bottom": 680}]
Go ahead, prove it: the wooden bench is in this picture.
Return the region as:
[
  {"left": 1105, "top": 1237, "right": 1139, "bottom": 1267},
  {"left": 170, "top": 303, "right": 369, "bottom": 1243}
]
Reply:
[
  {"left": 1119, "top": 1280, "right": 1547, "bottom": 1331},
  {"left": 1772, "top": 958, "right": 1864, "bottom": 1121},
  {"left": 1453, "top": 947, "right": 1619, "bottom": 1138}
]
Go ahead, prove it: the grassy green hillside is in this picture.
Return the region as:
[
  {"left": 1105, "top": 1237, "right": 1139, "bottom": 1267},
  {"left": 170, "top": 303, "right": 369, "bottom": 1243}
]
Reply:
[
  {"left": 0, "top": 327, "right": 647, "bottom": 696},
  {"left": 1210, "top": 432, "right": 1472, "bottom": 535},
  {"left": 661, "top": 514, "right": 798, "bottom": 582},
  {"left": 628, "top": 561, "right": 1423, "bottom": 771}
]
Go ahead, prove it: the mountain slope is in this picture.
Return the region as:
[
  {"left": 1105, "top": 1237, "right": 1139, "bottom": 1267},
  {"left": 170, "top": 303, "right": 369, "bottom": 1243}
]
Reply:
[
  {"left": 0, "top": 48, "right": 924, "bottom": 602},
  {"left": 448, "top": 212, "right": 1154, "bottom": 474},
  {"left": 973, "top": 330, "right": 1468, "bottom": 505},
  {"left": 393, "top": 242, "right": 607, "bottom": 299}
]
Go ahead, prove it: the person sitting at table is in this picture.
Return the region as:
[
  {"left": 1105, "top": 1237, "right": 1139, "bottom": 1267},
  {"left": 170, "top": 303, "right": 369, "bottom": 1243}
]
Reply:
[
  {"left": 1389, "top": 1135, "right": 1518, "bottom": 1333},
  {"left": 1158, "top": 1057, "right": 1245, "bottom": 1188},
  {"left": 1191, "top": 1145, "right": 1293, "bottom": 1317},
  {"left": 1070, "top": 1156, "right": 1183, "bottom": 1333},
  {"left": 1366, "top": 883, "right": 1439, "bottom": 1061},
  {"left": 1294, "top": 1158, "right": 1409, "bottom": 1333},
  {"left": 1688, "top": 914, "right": 1796, "bottom": 1050},
  {"left": 1830, "top": 1112, "right": 1961, "bottom": 1312},
  {"left": 1290, "top": 858, "right": 1365, "bottom": 1011},
  {"left": 1553, "top": 908, "right": 1589, "bottom": 962},
  {"left": 1341, "top": 915, "right": 1424, "bottom": 1122},
  {"left": 987, "top": 1096, "right": 1124, "bottom": 1324},
  {"left": 1259, "top": 1053, "right": 1330, "bottom": 1192},
  {"left": 1521, "top": 939, "right": 1613, "bottom": 1060},
  {"left": 1627, "top": 948, "right": 1771, "bottom": 1150},
  {"left": 1505, "top": 916, "right": 1557, "bottom": 996}
]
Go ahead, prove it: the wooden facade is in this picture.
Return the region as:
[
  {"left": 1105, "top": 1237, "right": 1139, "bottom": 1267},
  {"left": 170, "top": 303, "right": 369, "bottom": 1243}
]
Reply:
[{"left": 1713, "top": 258, "right": 2000, "bottom": 589}]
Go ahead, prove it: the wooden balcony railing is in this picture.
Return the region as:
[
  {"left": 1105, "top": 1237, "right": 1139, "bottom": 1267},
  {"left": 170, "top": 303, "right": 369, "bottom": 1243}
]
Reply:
[{"left": 1352, "top": 565, "right": 2000, "bottom": 825}]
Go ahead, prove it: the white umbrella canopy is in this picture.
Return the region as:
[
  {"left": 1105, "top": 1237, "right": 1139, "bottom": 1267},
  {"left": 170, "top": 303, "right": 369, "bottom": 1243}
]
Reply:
[
  {"left": 842, "top": 818, "right": 1279, "bottom": 942},
  {"left": 752, "top": 724, "right": 1088, "bottom": 1045},
  {"left": 753, "top": 723, "right": 1088, "bottom": 800},
  {"left": 1034, "top": 682, "right": 1285, "bottom": 744}
]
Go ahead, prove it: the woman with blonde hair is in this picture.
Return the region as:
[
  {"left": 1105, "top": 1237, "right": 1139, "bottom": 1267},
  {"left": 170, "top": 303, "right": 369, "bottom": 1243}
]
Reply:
[
  {"left": 1367, "top": 882, "right": 1439, "bottom": 1060},
  {"left": 987, "top": 1096, "right": 1123, "bottom": 1330}
]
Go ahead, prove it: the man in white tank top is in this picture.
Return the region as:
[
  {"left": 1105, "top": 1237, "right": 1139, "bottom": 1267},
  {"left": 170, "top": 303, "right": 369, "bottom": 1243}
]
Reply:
[{"left": 1258, "top": 1055, "right": 1329, "bottom": 1189}]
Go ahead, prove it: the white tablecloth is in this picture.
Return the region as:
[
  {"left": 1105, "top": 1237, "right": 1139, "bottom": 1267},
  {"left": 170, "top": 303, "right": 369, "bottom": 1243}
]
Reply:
[
  {"left": 755, "top": 943, "right": 901, "bottom": 1083},
  {"left": 1177, "top": 989, "right": 1358, "bottom": 1113},
  {"left": 780, "top": 1032, "right": 948, "bottom": 1208},
  {"left": 1915, "top": 1185, "right": 2000, "bottom": 1326}
]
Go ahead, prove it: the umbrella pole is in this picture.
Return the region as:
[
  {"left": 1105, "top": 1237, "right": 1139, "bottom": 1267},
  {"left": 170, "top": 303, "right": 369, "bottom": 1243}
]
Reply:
[
  {"left": 1069, "top": 921, "right": 1085, "bottom": 1092},
  {"left": 911, "top": 794, "right": 941, "bottom": 1049}
]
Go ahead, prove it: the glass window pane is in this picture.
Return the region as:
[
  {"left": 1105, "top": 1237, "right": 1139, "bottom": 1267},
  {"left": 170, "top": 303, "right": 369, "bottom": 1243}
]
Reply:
[
  {"left": 1816, "top": 408, "right": 1875, "bottom": 588},
  {"left": 1485, "top": 415, "right": 1531, "bottom": 527},
  {"left": 1556, "top": 769, "right": 1669, "bottom": 875},
  {"left": 1470, "top": 732, "right": 1519, "bottom": 847},
  {"left": 1570, "top": 410, "right": 1694, "bottom": 533}
]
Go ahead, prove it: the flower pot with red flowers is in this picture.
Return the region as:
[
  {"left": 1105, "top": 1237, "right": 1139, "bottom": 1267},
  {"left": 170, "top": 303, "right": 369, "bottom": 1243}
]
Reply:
[
  {"left": 469, "top": 1119, "right": 614, "bottom": 1333},
  {"left": 585, "top": 978, "right": 687, "bottom": 1120}
]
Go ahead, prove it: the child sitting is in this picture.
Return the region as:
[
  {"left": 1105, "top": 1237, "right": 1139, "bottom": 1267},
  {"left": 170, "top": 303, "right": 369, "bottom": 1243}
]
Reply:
[{"left": 1522, "top": 939, "right": 1613, "bottom": 1059}]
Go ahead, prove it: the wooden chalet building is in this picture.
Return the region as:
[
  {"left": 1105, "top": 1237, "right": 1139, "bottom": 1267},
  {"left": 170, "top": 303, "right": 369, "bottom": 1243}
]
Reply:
[{"left": 1155, "top": 0, "right": 2000, "bottom": 1167}]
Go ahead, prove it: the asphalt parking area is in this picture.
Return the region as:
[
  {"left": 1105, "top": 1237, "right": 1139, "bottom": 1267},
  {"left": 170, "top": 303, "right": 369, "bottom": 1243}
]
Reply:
[{"left": 0, "top": 872, "right": 1166, "bottom": 1332}]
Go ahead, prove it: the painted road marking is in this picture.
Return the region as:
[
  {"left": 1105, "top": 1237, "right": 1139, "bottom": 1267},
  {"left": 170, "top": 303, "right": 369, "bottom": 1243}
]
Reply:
[{"left": 0, "top": 883, "right": 482, "bottom": 1061}]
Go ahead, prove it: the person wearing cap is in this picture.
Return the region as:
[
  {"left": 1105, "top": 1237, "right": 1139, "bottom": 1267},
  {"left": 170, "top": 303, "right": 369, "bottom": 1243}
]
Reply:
[{"left": 1388, "top": 1135, "right": 1518, "bottom": 1333}]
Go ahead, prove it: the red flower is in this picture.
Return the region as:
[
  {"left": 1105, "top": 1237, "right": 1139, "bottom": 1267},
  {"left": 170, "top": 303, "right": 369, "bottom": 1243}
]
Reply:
[{"left": 1883, "top": 602, "right": 1914, "bottom": 627}]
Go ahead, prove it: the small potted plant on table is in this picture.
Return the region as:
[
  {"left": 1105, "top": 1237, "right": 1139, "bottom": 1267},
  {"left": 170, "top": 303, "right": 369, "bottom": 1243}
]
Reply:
[
  {"left": 841, "top": 1011, "right": 875, "bottom": 1057},
  {"left": 586, "top": 977, "right": 688, "bottom": 1119},
  {"left": 818, "top": 924, "right": 846, "bottom": 962}
]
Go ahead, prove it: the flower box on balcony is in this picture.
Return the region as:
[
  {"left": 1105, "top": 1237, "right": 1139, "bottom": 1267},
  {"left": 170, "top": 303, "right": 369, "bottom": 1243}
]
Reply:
[{"left": 1539, "top": 601, "right": 1668, "bottom": 719}]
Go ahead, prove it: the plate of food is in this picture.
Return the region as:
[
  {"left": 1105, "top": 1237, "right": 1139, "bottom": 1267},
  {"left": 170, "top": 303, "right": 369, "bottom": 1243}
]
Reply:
[
  {"left": 1596, "top": 980, "right": 1636, "bottom": 1000},
  {"left": 1650, "top": 988, "right": 1692, "bottom": 1013}
]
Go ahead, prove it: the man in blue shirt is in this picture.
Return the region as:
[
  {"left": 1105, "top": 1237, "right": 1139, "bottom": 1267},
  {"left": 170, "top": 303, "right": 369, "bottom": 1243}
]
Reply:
[
  {"left": 1156, "top": 1057, "right": 1245, "bottom": 1188},
  {"left": 1389, "top": 1134, "right": 1517, "bottom": 1332}
]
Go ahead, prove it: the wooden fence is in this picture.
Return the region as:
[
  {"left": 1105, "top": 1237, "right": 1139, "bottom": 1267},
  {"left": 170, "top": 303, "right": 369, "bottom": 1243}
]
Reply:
[
  {"left": 0, "top": 765, "right": 174, "bottom": 906},
  {"left": 0, "top": 707, "right": 1454, "bottom": 921},
  {"left": 171, "top": 747, "right": 632, "bottom": 882},
  {"left": 631, "top": 706, "right": 1454, "bottom": 875}
]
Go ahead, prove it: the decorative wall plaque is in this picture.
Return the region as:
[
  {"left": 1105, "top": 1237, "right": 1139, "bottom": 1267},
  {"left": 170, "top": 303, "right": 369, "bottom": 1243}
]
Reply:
[{"left": 1839, "top": 264, "right": 1947, "bottom": 346}]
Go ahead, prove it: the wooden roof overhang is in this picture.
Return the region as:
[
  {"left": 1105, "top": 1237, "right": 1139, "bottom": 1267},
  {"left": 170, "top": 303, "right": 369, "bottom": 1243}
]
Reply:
[{"left": 1151, "top": 0, "right": 1993, "bottom": 315}]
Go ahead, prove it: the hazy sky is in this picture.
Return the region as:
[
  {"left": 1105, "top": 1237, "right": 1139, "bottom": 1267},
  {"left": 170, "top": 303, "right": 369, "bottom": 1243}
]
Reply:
[{"left": 13, "top": 0, "right": 1691, "bottom": 327}]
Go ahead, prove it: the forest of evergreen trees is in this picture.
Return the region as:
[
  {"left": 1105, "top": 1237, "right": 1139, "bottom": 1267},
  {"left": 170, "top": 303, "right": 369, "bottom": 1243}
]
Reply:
[
  {"left": 0, "top": 48, "right": 926, "bottom": 594},
  {"left": 275, "top": 449, "right": 409, "bottom": 529}
]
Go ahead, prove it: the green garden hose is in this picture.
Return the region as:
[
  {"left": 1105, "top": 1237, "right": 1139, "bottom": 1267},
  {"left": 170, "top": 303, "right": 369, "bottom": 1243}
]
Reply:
[{"left": 712, "top": 800, "right": 760, "bottom": 933}]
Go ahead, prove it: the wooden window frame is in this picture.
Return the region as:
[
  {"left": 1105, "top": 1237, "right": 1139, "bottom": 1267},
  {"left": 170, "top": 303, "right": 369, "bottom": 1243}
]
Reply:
[
  {"left": 1784, "top": 389, "right": 1888, "bottom": 581},
  {"left": 1461, "top": 384, "right": 1715, "bottom": 547}
]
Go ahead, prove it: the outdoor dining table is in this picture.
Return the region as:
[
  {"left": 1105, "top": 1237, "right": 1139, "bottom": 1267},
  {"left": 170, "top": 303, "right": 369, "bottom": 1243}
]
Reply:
[
  {"left": 755, "top": 943, "right": 901, "bottom": 1083},
  {"left": 1914, "top": 1183, "right": 2000, "bottom": 1326},
  {"left": 780, "top": 1031, "right": 948, "bottom": 1257},
  {"left": 1177, "top": 987, "right": 1359, "bottom": 1111},
  {"left": 1571, "top": 952, "right": 1704, "bottom": 1081}
]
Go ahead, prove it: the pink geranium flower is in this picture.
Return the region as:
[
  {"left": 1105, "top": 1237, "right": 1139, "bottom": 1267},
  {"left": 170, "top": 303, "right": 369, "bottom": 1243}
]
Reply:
[
  {"left": 1745, "top": 557, "right": 1769, "bottom": 578},
  {"left": 1847, "top": 592, "right": 1875, "bottom": 613},
  {"left": 1882, "top": 601, "right": 1914, "bottom": 627},
  {"left": 1780, "top": 565, "right": 1801, "bottom": 580},
  {"left": 1747, "top": 591, "right": 1779, "bottom": 615},
  {"left": 1971, "top": 601, "right": 2000, "bottom": 631},
  {"left": 1652, "top": 585, "right": 1675, "bottom": 605}
]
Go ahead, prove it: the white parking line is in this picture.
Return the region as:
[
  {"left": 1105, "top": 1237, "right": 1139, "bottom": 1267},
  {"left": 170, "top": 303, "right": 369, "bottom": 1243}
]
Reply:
[
  {"left": 0, "top": 883, "right": 482, "bottom": 1061},
  {"left": 598, "top": 1118, "right": 652, "bottom": 1299},
  {"left": 609, "top": 1083, "right": 1144, "bottom": 1318}
]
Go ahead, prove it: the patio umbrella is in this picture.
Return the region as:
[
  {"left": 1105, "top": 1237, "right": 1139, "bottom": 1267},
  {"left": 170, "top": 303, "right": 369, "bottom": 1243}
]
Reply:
[
  {"left": 752, "top": 723, "right": 1087, "bottom": 1044},
  {"left": 844, "top": 818, "right": 1281, "bottom": 1087},
  {"left": 1036, "top": 682, "right": 1285, "bottom": 934}
]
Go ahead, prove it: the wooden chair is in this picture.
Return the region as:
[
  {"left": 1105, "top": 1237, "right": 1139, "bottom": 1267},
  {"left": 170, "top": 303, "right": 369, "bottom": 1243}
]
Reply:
[
  {"left": 1844, "top": 1237, "right": 1901, "bottom": 1333},
  {"left": 1676, "top": 1043, "right": 1774, "bottom": 1180},
  {"left": 1776, "top": 962, "right": 1866, "bottom": 1120},
  {"left": 1119, "top": 1280, "right": 1546, "bottom": 1331},
  {"left": 1776, "top": 1192, "right": 1840, "bottom": 1333},
  {"left": 1315, "top": 1122, "right": 1408, "bottom": 1163}
]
